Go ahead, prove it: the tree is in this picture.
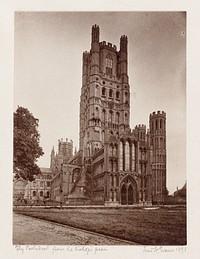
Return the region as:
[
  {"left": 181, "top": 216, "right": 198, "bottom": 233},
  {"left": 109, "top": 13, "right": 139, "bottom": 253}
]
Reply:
[{"left": 14, "top": 106, "right": 44, "bottom": 181}]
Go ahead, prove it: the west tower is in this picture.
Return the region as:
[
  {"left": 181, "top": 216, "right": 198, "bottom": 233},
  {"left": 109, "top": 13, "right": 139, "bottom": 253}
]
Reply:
[
  {"left": 50, "top": 138, "right": 73, "bottom": 175},
  {"left": 79, "top": 25, "right": 131, "bottom": 158}
]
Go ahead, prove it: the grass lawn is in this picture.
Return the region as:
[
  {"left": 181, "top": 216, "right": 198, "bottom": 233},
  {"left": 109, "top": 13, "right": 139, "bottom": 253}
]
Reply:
[{"left": 14, "top": 206, "right": 186, "bottom": 245}]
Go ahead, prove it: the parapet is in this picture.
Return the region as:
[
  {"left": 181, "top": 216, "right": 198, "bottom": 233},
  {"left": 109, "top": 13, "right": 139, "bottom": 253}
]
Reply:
[
  {"left": 58, "top": 138, "right": 73, "bottom": 145},
  {"left": 92, "top": 24, "right": 99, "bottom": 29},
  {"left": 150, "top": 111, "right": 166, "bottom": 118},
  {"left": 135, "top": 124, "right": 146, "bottom": 131},
  {"left": 100, "top": 41, "right": 117, "bottom": 51},
  {"left": 120, "top": 35, "right": 128, "bottom": 41},
  {"left": 58, "top": 138, "right": 63, "bottom": 143},
  {"left": 83, "top": 51, "right": 89, "bottom": 56}
]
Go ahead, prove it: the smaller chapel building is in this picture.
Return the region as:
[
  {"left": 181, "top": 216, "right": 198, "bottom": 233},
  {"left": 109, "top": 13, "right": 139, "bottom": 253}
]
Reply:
[{"left": 13, "top": 168, "right": 53, "bottom": 205}]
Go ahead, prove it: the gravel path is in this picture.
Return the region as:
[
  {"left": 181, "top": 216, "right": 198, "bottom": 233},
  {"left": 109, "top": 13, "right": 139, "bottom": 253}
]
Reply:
[{"left": 13, "top": 213, "right": 136, "bottom": 245}]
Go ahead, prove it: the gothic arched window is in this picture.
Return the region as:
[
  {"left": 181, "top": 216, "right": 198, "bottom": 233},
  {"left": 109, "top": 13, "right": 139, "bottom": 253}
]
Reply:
[
  {"left": 109, "top": 89, "right": 113, "bottom": 98},
  {"left": 102, "top": 87, "right": 106, "bottom": 96},
  {"left": 125, "top": 92, "right": 128, "bottom": 103},
  {"left": 132, "top": 143, "right": 136, "bottom": 171},
  {"left": 106, "top": 55, "right": 113, "bottom": 76},
  {"left": 116, "top": 112, "right": 120, "bottom": 124},
  {"left": 125, "top": 141, "right": 130, "bottom": 171},
  {"left": 95, "top": 107, "right": 99, "bottom": 118},
  {"left": 119, "top": 141, "right": 123, "bottom": 171},
  {"left": 102, "top": 109, "right": 106, "bottom": 123},
  {"left": 109, "top": 110, "right": 113, "bottom": 123}
]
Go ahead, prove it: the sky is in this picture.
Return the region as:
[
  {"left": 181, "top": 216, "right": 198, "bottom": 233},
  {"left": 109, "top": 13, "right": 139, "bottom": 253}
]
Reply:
[{"left": 14, "top": 12, "right": 186, "bottom": 194}]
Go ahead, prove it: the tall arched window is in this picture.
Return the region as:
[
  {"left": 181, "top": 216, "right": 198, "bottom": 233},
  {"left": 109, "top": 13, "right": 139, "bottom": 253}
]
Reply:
[
  {"left": 125, "top": 92, "right": 128, "bottom": 103},
  {"left": 106, "top": 55, "right": 113, "bottom": 76},
  {"left": 102, "top": 87, "right": 106, "bottom": 96},
  {"left": 119, "top": 141, "right": 123, "bottom": 171},
  {"left": 102, "top": 109, "right": 106, "bottom": 123},
  {"left": 95, "top": 107, "right": 99, "bottom": 118},
  {"left": 109, "top": 89, "right": 113, "bottom": 98},
  {"left": 125, "top": 141, "right": 130, "bottom": 171},
  {"left": 116, "top": 112, "right": 120, "bottom": 124},
  {"left": 116, "top": 91, "right": 120, "bottom": 99},
  {"left": 109, "top": 110, "right": 113, "bottom": 123},
  {"left": 132, "top": 143, "right": 136, "bottom": 171}
]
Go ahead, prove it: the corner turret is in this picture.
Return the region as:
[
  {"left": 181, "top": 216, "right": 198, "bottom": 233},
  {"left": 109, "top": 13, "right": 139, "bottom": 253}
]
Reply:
[
  {"left": 119, "top": 35, "right": 128, "bottom": 83},
  {"left": 149, "top": 110, "right": 167, "bottom": 204},
  {"left": 91, "top": 24, "right": 99, "bottom": 43}
]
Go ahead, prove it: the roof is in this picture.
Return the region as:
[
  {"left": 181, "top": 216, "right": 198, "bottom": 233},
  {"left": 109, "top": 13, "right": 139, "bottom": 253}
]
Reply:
[
  {"left": 181, "top": 183, "right": 186, "bottom": 190},
  {"left": 40, "top": 167, "right": 52, "bottom": 174},
  {"left": 174, "top": 183, "right": 186, "bottom": 197}
]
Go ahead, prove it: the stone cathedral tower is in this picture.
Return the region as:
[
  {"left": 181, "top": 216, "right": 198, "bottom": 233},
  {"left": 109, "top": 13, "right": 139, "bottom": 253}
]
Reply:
[
  {"left": 79, "top": 25, "right": 130, "bottom": 156},
  {"left": 50, "top": 25, "right": 167, "bottom": 206}
]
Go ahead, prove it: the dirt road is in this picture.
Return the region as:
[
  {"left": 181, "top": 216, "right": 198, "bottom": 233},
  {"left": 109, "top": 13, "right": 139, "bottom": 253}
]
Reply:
[{"left": 13, "top": 213, "right": 135, "bottom": 245}]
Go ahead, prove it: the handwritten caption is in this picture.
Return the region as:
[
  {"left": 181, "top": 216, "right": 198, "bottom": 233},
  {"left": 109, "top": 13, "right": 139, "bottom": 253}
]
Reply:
[
  {"left": 15, "top": 245, "right": 187, "bottom": 255},
  {"left": 15, "top": 245, "right": 108, "bottom": 255},
  {"left": 143, "top": 246, "right": 186, "bottom": 254}
]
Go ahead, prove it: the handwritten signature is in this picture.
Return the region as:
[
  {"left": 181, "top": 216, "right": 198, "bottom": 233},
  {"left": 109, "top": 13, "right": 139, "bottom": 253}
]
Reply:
[{"left": 143, "top": 246, "right": 186, "bottom": 254}]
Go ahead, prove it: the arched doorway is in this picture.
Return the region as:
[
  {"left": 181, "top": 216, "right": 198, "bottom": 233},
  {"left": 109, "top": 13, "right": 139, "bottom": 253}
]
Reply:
[{"left": 120, "top": 176, "right": 138, "bottom": 205}]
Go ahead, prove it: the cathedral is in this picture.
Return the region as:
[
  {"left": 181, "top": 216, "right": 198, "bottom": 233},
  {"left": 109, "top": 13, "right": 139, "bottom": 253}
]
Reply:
[{"left": 50, "top": 25, "right": 167, "bottom": 206}]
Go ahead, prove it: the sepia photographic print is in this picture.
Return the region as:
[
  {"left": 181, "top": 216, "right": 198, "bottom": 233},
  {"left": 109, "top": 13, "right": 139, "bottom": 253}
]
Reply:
[{"left": 12, "top": 11, "right": 187, "bottom": 248}]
